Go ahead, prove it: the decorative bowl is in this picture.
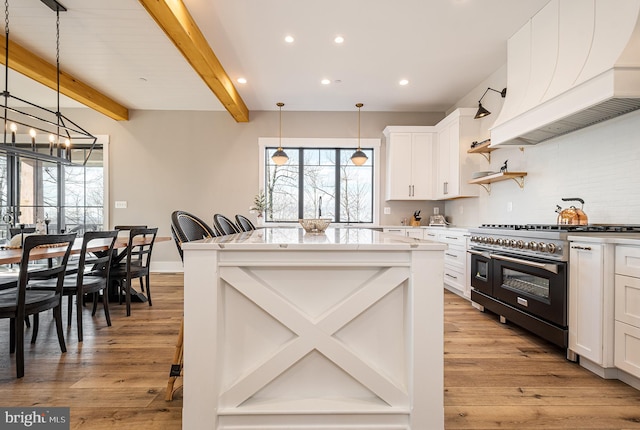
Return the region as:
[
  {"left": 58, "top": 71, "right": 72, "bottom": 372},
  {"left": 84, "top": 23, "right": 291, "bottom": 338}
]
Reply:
[{"left": 299, "top": 218, "right": 332, "bottom": 234}]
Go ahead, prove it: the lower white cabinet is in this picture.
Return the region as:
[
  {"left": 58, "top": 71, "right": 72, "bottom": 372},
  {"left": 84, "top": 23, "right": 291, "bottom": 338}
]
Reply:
[
  {"left": 425, "top": 228, "right": 470, "bottom": 298},
  {"left": 383, "top": 227, "right": 424, "bottom": 239},
  {"left": 614, "top": 246, "right": 640, "bottom": 379},
  {"left": 569, "top": 242, "right": 613, "bottom": 367}
]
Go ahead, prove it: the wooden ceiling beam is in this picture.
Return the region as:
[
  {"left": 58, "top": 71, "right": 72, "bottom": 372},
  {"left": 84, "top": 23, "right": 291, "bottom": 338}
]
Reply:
[
  {"left": 138, "top": 0, "right": 249, "bottom": 123},
  {"left": 0, "top": 34, "right": 129, "bottom": 121}
]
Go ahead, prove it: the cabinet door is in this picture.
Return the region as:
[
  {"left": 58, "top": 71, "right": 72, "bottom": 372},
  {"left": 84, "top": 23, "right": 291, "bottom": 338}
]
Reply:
[
  {"left": 411, "top": 133, "right": 433, "bottom": 199},
  {"left": 436, "top": 126, "right": 450, "bottom": 199},
  {"left": 569, "top": 243, "right": 604, "bottom": 364},
  {"left": 614, "top": 321, "right": 640, "bottom": 378},
  {"left": 386, "top": 133, "right": 413, "bottom": 200},
  {"left": 615, "top": 274, "right": 640, "bottom": 328},
  {"left": 405, "top": 229, "right": 424, "bottom": 239}
]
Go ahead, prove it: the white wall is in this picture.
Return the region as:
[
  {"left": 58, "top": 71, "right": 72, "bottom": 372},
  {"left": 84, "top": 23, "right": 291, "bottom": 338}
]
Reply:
[{"left": 444, "top": 66, "right": 640, "bottom": 227}]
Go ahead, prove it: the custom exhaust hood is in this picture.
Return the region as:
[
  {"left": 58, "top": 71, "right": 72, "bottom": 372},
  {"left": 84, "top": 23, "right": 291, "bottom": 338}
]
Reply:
[{"left": 490, "top": 0, "right": 640, "bottom": 147}]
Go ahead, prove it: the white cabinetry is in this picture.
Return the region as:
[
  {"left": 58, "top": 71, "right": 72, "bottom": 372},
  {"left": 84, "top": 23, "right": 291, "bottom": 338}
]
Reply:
[
  {"left": 434, "top": 109, "right": 481, "bottom": 199},
  {"left": 384, "top": 127, "right": 435, "bottom": 200},
  {"left": 569, "top": 242, "right": 616, "bottom": 371},
  {"left": 425, "top": 228, "right": 470, "bottom": 298},
  {"left": 614, "top": 246, "right": 640, "bottom": 379},
  {"left": 383, "top": 227, "right": 424, "bottom": 239}
]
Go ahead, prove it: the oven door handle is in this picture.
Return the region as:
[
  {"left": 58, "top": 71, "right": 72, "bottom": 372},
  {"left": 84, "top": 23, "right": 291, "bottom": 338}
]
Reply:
[
  {"left": 467, "top": 249, "right": 491, "bottom": 258},
  {"left": 489, "top": 253, "right": 559, "bottom": 274}
]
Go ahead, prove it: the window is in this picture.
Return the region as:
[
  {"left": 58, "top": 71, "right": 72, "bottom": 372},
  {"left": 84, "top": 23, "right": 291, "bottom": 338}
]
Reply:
[
  {"left": 259, "top": 138, "right": 380, "bottom": 224},
  {"left": 0, "top": 138, "right": 107, "bottom": 241}
]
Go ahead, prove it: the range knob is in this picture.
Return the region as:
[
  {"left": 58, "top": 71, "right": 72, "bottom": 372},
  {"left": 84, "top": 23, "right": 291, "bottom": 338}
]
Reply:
[
  {"left": 539, "top": 242, "right": 548, "bottom": 252},
  {"left": 486, "top": 237, "right": 495, "bottom": 245},
  {"left": 529, "top": 241, "right": 538, "bottom": 251},
  {"left": 496, "top": 238, "right": 504, "bottom": 246},
  {"left": 516, "top": 240, "right": 525, "bottom": 249},
  {"left": 510, "top": 240, "right": 518, "bottom": 248},
  {"left": 547, "top": 243, "right": 557, "bottom": 254}
]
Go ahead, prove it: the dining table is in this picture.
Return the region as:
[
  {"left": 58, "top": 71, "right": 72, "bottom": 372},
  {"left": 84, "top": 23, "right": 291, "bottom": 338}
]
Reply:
[{"left": 0, "top": 234, "right": 170, "bottom": 302}]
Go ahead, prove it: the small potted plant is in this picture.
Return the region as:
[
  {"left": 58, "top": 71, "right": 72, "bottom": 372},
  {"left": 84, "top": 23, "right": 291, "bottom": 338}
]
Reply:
[{"left": 250, "top": 189, "right": 268, "bottom": 225}]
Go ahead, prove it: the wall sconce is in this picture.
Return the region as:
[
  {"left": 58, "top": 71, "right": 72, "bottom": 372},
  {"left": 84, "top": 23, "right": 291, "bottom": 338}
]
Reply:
[
  {"left": 474, "top": 87, "right": 507, "bottom": 119},
  {"left": 350, "top": 103, "right": 368, "bottom": 166},
  {"left": 271, "top": 102, "right": 289, "bottom": 165}
]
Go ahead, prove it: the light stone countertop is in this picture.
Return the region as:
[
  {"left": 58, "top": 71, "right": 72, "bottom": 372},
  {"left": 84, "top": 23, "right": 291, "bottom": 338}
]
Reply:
[
  {"left": 567, "top": 233, "right": 640, "bottom": 245},
  {"left": 181, "top": 227, "right": 447, "bottom": 251}
]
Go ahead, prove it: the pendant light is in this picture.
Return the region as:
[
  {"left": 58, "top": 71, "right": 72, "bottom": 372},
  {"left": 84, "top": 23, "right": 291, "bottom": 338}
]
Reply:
[
  {"left": 271, "top": 102, "right": 289, "bottom": 165},
  {"left": 0, "top": 0, "right": 97, "bottom": 165},
  {"left": 350, "top": 103, "right": 368, "bottom": 166}
]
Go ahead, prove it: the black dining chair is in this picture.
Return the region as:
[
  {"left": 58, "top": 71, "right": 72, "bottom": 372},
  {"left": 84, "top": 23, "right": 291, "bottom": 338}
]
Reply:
[
  {"left": 28, "top": 230, "right": 119, "bottom": 342},
  {"left": 235, "top": 214, "right": 256, "bottom": 232},
  {"left": 0, "top": 233, "right": 76, "bottom": 378},
  {"left": 114, "top": 225, "right": 148, "bottom": 294},
  {"left": 171, "top": 211, "right": 217, "bottom": 260},
  {"left": 109, "top": 227, "right": 158, "bottom": 316},
  {"left": 213, "top": 214, "right": 240, "bottom": 236}
]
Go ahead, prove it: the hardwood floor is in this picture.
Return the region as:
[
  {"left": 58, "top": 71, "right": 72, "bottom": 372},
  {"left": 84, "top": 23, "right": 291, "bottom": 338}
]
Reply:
[{"left": 1, "top": 274, "right": 639, "bottom": 429}]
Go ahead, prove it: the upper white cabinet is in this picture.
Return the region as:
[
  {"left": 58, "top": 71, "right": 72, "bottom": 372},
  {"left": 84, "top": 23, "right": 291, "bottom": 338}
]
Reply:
[
  {"left": 384, "top": 126, "right": 435, "bottom": 200},
  {"left": 434, "top": 108, "right": 481, "bottom": 200}
]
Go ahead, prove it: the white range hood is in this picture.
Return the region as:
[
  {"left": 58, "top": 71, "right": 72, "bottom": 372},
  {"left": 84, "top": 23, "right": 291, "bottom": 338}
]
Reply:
[{"left": 490, "top": 0, "right": 640, "bottom": 146}]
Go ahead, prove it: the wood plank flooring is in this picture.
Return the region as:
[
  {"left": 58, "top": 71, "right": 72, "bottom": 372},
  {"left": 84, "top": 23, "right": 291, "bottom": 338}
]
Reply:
[{"left": 1, "top": 273, "right": 639, "bottom": 429}]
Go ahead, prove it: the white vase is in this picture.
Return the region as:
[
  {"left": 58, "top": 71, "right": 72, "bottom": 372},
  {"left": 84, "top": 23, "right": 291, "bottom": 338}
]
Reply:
[{"left": 256, "top": 216, "right": 265, "bottom": 227}]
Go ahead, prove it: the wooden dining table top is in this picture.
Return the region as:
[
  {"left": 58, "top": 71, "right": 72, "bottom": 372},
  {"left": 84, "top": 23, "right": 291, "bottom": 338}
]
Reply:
[{"left": 0, "top": 235, "right": 170, "bottom": 265}]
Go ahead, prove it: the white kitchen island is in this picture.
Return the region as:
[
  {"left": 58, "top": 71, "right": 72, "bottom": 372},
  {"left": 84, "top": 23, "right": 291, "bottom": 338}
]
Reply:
[{"left": 181, "top": 227, "right": 446, "bottom": 430}]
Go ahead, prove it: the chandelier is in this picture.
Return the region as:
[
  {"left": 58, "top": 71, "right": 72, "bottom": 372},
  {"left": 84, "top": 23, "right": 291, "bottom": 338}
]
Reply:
[{"left": 1, "top": 0, "right": 97, "bottom": 165}]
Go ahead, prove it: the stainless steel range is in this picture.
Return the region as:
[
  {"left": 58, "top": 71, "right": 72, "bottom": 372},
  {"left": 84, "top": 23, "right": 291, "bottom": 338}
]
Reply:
[{"left": 468, "top": 224, "right": 640, "bottom": 357}]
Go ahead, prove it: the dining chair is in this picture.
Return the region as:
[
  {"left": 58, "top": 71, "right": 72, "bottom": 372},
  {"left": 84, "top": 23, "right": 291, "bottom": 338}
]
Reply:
[
  {"left": 109, "top": 227, "right": 158, "bottom": 316},
  {"left": 28, "top": 230, "right": 119, "bottom": 342},
  {"left": 114, "top": 225, "right": 148, "bottom": 294},
  {"left": 0, "top": 233, "right": 76, "bottom": 378},
  {"left": 213, "top": 214, "right": 240, "bottom": 236},
  {"left": 234, "top": 214, "right": 256, "bottom": 232},
  {"left": 171, "top": 211, "right": 217, "bottom": 260}
]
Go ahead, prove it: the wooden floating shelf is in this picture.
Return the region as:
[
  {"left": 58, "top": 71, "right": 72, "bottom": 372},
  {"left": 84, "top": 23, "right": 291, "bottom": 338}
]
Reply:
[
  {"left": 467, "top": 140, "right": 496, "bottom": 162},
  {"left": 468, "top": 171, "right": 527, "bottom": 194},
  {"left": 467, "top": 140, "right": 496, "bottom": 154}
]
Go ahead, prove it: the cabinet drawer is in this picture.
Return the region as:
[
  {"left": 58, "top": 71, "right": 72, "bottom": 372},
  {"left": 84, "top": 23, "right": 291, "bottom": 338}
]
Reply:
[
  {"left": 615, "top": 274, "right": 640, "bottom": 327},
  {"left": 443, "top": 247, "right": 465, "bottom": 269},
  {"left": 615, "top": 321, "right": 640, "bottom": 378},
  {"left": 616, "top": 246, "right": 640, "bottom": 278},
  {"left": 437, "top": 233, "right": 466, "bottom": 245},
  {"left": 443, "top": 265, "right": 464, "bottom": 292}
]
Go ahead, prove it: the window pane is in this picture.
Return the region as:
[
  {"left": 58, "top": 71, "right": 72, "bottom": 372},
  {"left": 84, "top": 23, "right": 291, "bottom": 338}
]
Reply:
[
  {"left": 266, "top": 148, "right": 299, "bottom": 221},
  {"left": 303, "top": 149, "right": 335, "bottom": 220},
  {"left": 340, "top": 149, "right": 373, "bottom": 223}
]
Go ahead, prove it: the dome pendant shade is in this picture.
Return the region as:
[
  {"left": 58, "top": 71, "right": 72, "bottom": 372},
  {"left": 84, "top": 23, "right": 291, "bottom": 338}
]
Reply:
[
  {"left": 350, "top": 103, "right": 368, "bottom": 165},
  {"left": 272, "top": 148, "right": 289, "bottom": 165},
  {"left": 272, "top": 102, "right": 288, "bottom": 165},
  {"left": 350, "top": 149, "right": 368, "bottom": 165}
]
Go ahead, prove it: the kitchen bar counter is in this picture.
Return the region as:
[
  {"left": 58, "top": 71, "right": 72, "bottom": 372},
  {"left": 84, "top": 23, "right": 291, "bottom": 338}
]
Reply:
[{"left": 181, "top": 227, "right": 446, "bottom": 430}]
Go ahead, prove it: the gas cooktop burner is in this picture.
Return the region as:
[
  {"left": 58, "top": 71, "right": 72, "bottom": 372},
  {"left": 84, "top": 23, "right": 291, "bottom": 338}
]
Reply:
[{"left": 479, "top": 224, "right": 640, "bottom": 233}]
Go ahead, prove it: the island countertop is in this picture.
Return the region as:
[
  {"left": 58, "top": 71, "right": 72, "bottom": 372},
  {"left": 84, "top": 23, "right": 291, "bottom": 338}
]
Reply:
[{"left": 181, "top": 226, "right": 447, "bottom": 251}]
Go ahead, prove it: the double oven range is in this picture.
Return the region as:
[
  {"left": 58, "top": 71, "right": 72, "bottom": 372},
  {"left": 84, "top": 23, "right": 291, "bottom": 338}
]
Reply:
[{"left": 468, "top": 224, "right": 640, "bottom": 355}]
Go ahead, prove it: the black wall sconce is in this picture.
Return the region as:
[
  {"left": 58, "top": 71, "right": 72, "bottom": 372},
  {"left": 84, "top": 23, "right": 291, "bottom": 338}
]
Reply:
[{"left": 474, "top": 87, "right": 507, "bottom": 119}]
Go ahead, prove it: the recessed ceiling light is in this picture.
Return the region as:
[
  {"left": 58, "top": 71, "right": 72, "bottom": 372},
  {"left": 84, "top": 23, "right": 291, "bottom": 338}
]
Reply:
[
  {"left": 284, "top": 35, "right": 294, "bottom": 43},
  {"left": 237, "top": 77, "right": 247, "bottom": 84},
  {"left": 399, "top": 79, "right": 409, "bottom": 86},
  {"left": 321, "top": 79, "right": 331, "bottom": 85},
  {"left": 334, "top": 36, "right": 344, "bottom": 44}
]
